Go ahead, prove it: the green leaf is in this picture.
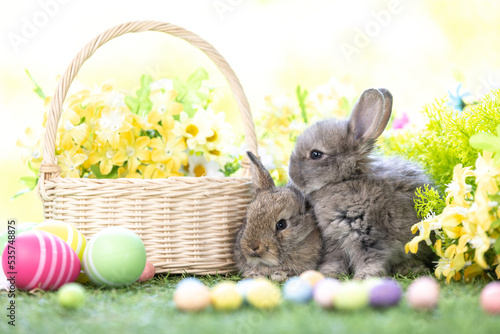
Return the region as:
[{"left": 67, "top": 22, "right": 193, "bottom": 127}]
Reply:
[
  {"left": 491, "top": 219, "right": 500, "bottom": 230},
  {"left": 186, "top": 68, "right": 208, "bottom": 91},
  {"left": 494, "top": 237, "right": 500, "bottom": 255},
  {"left": 125, "top": 74, "right": 153, "bottom": 116},
  {"left": 469, "top": 132, "right": 500, "bottom": 153},
  {"left": 19, "top": 176, "right": 38, "bottom": 189},
  {"left": 25, "top": 69, "right": 46, "bottom": 99},
  {"left": 296, "top": 85, "right": 309, "bottom": 124},
  {"left": 10, "top": 188, "right": 33, "bottom": 201},
  {"left": 90, "top": 164, "right": 119, "bottom": 179}
]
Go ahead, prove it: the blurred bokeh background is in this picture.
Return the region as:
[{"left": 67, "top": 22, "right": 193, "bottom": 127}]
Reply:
[{"left": 2, "top": 0, "right": 500, "bottom": 230}]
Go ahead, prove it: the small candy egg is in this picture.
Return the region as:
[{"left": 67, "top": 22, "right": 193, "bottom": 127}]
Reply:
[
  {"left": 299, "top": 270, "right": 325, "bottom": 287},
  {"left": 176, "top": 277, "right": 204, "bottom": 289},
  {"left": 369, "top": 278, "right": 402, "bottom": 308},
  {"left": 363, "top": 277, "right": 384, "bottom": 291},
  {"left": 174, "top": 281, "right": 211, "bottom": 312},
  {"left": 313, "top": 278, "right": 341, "bottom": 308},
  {"left": 57, "top": 283, "right": 86, "bottom": 309},
  {"left": 334, "top": 281, "right": 369, "bottom": 311},
  {"left": 406, "top": 277, "right": 440, "bottom": 310},
  {"left": 284, "top": 277, "right": 313, "bottom": 303},
  {"left": 137, "top": 261, "right": 155, "bottom": 282},
  {"left": 236, "top": 278, "right": 254, "bottom": 303},
  {"left": 210, "top": 282, "right": 243, "bottom": 311},
  {"left": 246, "top": 278, "right": 282, "bottom": 309},
  {"left": 480, "top": 282, "right": 500, "bottom": 315}
]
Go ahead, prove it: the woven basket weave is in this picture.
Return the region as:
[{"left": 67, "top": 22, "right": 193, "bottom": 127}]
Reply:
[{"left": 37, "top": 21, "right": 258, "bottom": 275}]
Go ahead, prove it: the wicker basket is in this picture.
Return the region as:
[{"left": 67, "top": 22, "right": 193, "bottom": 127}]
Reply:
[{"left": 37, "top": 21, "right": 258, "bottom": 275}]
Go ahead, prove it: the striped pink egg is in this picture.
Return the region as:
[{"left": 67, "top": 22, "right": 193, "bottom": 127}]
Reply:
[{"left": 1, "top": 230, "right": 80, "bottom": 291}]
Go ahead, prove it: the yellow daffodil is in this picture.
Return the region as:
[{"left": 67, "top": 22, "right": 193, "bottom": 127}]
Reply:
[
  {"left": 435, "top": 244, "right": 465, "bottom": 283},
  {"left": 474, "top": 151, "right": 500, "bottom": 195},
  {"left": 405, "top": 213, "right": 441, "bottom": 254},
  {"left": 58, "top": 109, "right": 90, "bottom": 150},
  {"left": 88, "top": 144, "right": 125, "bottom": 176},
  {"left": 57, "top": 146, "right": 87, "bottom": 178},
  {"left": 95, "top": 106, "right": 133, "bottom": 149},
  {"left": 439, "top": 205, "right": 470, "bottom": 239},
  {"left": 113, "top": 132, "right": 151, "bottom": 174},
  {"left": 445, "top": 164, "right": 474, "bottom": 206},
  {"left": 173, "top": 110, "right": 214, "bottom": 151}
]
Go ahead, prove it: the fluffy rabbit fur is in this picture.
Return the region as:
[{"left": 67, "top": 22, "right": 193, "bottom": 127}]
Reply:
[
  {"left": 234, "top": 152, "right": 323, "bottom": 282},
  {"left": 289, "top": 88, "right": 435, "bottom": 279}
]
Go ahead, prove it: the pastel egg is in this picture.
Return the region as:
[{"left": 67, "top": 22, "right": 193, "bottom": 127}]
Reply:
[
  {"left": 34, "top": 220, "right": 87, "bottom": 260},
  {"left": 0, "top": 222, "right": 38, "bottom": 255},
  {"left": 406, "top": 277, "right": 440, "bottom": 310},
  {"left": 58, "top": 283, "right": 86, "bottom": 309},
  {"left": 174, "top": 282, "right": 211, "bottom": 312},
  {"left": 480, "top": 282, "right": 500, "bottom": 315},
  {"left": 82, "top": 227, "right": 146, "bottom": 287},
  {"left": 210, "top": 282, "right": 243, "bottom": 311},
  {"left": 236, "top": 278, "right": 254, "bottom": 303},
  {"left": 176, "top": 277, "right": 204, "bottom": 289},
  {"left": 363, "top": 277, "right": 384, "bottom": 291},
  {"left": 1, "top": 230, "right": 80, "bottom": 291},
  {"left": 313, "top": 278, "right": 341, "bottom": 308},
  {"left": 334, "top": 281, "right": 369, "bottom": 311},
  {"left": 369, "top": 278, "right": 402, "bottom": 308},
  {"left": 246, "top": 278, "right": 282, "bottom": 309},
  {"left": 137, "top": 261, "right": 155, "bottom": 282},
  {"left": 299, "top": 270, "right": 325, "bottom": 287},
  {"left": 284, "top": 277, "right": 313, "bottom": 303}
]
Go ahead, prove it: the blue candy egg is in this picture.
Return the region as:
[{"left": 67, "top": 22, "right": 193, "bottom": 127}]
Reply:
[
  {"left": 176, "top": 277, "right": 204, "bottom": 290},
  {"left": 236, "top": 278, "right": 254, "bottom": 303},
  {"left": 284, "top": 277, "right": 313, "bottom": 303}
]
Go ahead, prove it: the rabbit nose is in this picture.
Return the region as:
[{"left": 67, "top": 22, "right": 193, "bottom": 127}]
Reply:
[{"left": 249, "top": 245, "right": 262, "bottom": 257}]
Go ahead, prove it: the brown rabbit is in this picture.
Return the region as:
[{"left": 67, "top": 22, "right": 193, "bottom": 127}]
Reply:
[{"left": 234, "top": 152, "right": 323, "bottom": 282}]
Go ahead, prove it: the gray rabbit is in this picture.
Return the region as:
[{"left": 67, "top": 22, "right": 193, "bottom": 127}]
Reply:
[
  {"left": 234, "top": 152, "right": 323, "bottom": 282},
  {"left": 289, "top": 88, "right": 435, "bottom": 279}
]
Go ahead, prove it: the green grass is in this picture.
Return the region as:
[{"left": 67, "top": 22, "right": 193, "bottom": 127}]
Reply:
[{"left": 1, "top": 274, "right": 499, "bottom": 334}]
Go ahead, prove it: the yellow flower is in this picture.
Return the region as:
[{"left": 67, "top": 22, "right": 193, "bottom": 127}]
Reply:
[
  {"left": 117, "top": 166, "right": 143, "bottom": 179},
  {"left": 186, "top": 154, "right": 223, "bottom": 177},
  {"left": 456, "top": 221, "right": 490, "bottom": 268},
  {"left": 88, "top": 144, "right": 126, "bottom": 175},
  {"left": 173, "top": 110, "right": 214, "bottom": 151},
  {"left": 57, "top": 147, "right": 87, "bottom": 178},
  {"left": 58, "top": 109, "right": 90, "bottom": 150},
  {"left": 148, "top": 116, "right": 187, "bottom": 172},
  {"left": 16, "top": 127, "right": 43, "bottom": 167},
  {"left": 405, "top": 214, "right": 441, "bottom": 254},
  {"left": 202, "top": 109, "right": 235, "bottom": 166},
  {"left": 439, "top": 205, "right": 469, "bottom": 239},
  {"left": 463, "top": 263, "right": 484, "bottom": 281},
  {"left": 474, "top": 151, "right": 500, "bottom": 195},
  {"left": 95, "top": 106, "right": 133, "bottom": 149},
  {"left": 149, "top": 89, "right": 182, "bottom": 116},
  {"left": 445, "top": 164, "right": 474, "bottom": 206},
  {"left": 142, "top": 161, "right": 182, "bottom": 178},
  {"left": 131, "top": 111, "right": 161, "bottom": 134},
  {"left": 434, "top": 243, "right": 465, "bottom": 283},
  {"left": 113, "top": 132, "right": 151, "bottom": 174}
]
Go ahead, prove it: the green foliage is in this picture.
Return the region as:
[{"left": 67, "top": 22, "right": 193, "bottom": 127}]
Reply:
[
  {"left": 174, "top": 68, "right": 210, "bottom": 116},
  {"left": 470, "top": 124, "right": 500, "bottom": 166},
  {"left": 414, "top": 185, "right": 446, "bottom": 219},
  {"left": 296, "top": 85, "right": 309, "bottom": 124},
  {"left": 125, "top": 74, "right": 153, "bottom": 116},
  {"left": 25, "top": 69, "right": 46, "bottom": 99},
  {"left": 382, "top": 89, "right": 500, "bottom": 194}
]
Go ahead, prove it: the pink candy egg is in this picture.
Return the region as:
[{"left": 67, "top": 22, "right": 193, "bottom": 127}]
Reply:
[
  {"left": 406, "top": 277, "right": 440, "bottom": 310},
  {"left": 480, "top": 282, "right": 500, "bottom": 315},
  {"left": 137, "top": 261, "right": 155, "bottom": 282},
  {"left": 1, "top": 230, "right": 80, "bottom": 291},
  {"left": 313, "top": 278, "right": 341, "bottom": 308}
]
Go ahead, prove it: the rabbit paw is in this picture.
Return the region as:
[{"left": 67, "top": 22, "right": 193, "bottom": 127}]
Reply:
[
  {"left": 319, "top": 263, "right": 347, "bottom": 278},
  {"left": 270, "top": 271, "right": 288, "bottom": 282}
]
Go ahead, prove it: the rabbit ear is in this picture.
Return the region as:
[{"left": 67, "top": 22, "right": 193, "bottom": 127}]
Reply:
[
  {"left": 375, "top": 88, "right": 393, "bottom": 136},
  {"left": 246, "top": 151, "right": 275, "bottom": 193},
  {"left": 348, "top": 88, "right": 391, "bottom": 141}
]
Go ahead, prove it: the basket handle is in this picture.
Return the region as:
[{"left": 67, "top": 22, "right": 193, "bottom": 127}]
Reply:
[{"left": 40, "top": 20, "right": 258, "bottom": 182}]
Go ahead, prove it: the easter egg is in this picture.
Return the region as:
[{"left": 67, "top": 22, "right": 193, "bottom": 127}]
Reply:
[
  {"left": 406, "top": 277, "right": 440, "bottom": 310},
  {"left": 58, "top": 283, "right": 86, "bottom": 309},
  {"left": 246, "top": 278, "right": 282, "bottom": 309},
  {"left": 1, "top": 230, "right": 80, "bottom": 291},
  {"left": 137, "top": 261, "right": 155, "bottom": 282},
  {"left": 236, "top": 278, "right": 254, "bottom": 303},
  {"left": 369, "top": 278, "right": 402, "bottom": 308},
  {"left": 284, "top": 277, "right": 313, "bottom": 303},
  {"left": 34, "top": 220, "right": 87, "bottom": 260},
  {"left": 210, "top": 282, "right": 243, "bottom": 311},
  {"left": 177, "top": 277, "right": 204, "bottom": 289},
  {"left": 174, "top": 280, "right": 211, "bottom": 312},
  {"left": 313, "top": 278, "right": 341, "bottom": 308},
  {"left": 299, "top": 270, "right": 325, "bottom": 287},
  {"left": 480, "top": 282, "right": 500, "bottom": 315},
  {"left": 82, "top": 227, "right": 146, "bottom": 287},
  {"left": 0, "top": 222, "right": 38, "bottom": 255},
  {"left": 335, "top": 281, "right": 369, "bottom": 311}
]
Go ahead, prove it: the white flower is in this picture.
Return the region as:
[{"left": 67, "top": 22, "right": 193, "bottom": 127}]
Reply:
[
  {"left": 173, "top": 110, "right": 214, "bottom": 151},
  {"left": 186, "top": 154, "right": 223, "bottom": 177},
  {"left": 150, "top": 79, "right": 173, "bottom": 92}
]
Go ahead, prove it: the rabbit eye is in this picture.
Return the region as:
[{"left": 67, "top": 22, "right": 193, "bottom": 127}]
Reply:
[
  {"left": 276, "top": 219, "right": 287, "bottom": 231},
  {"left": 310, "top": 150, "right": 324, "bottom": 160}
]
